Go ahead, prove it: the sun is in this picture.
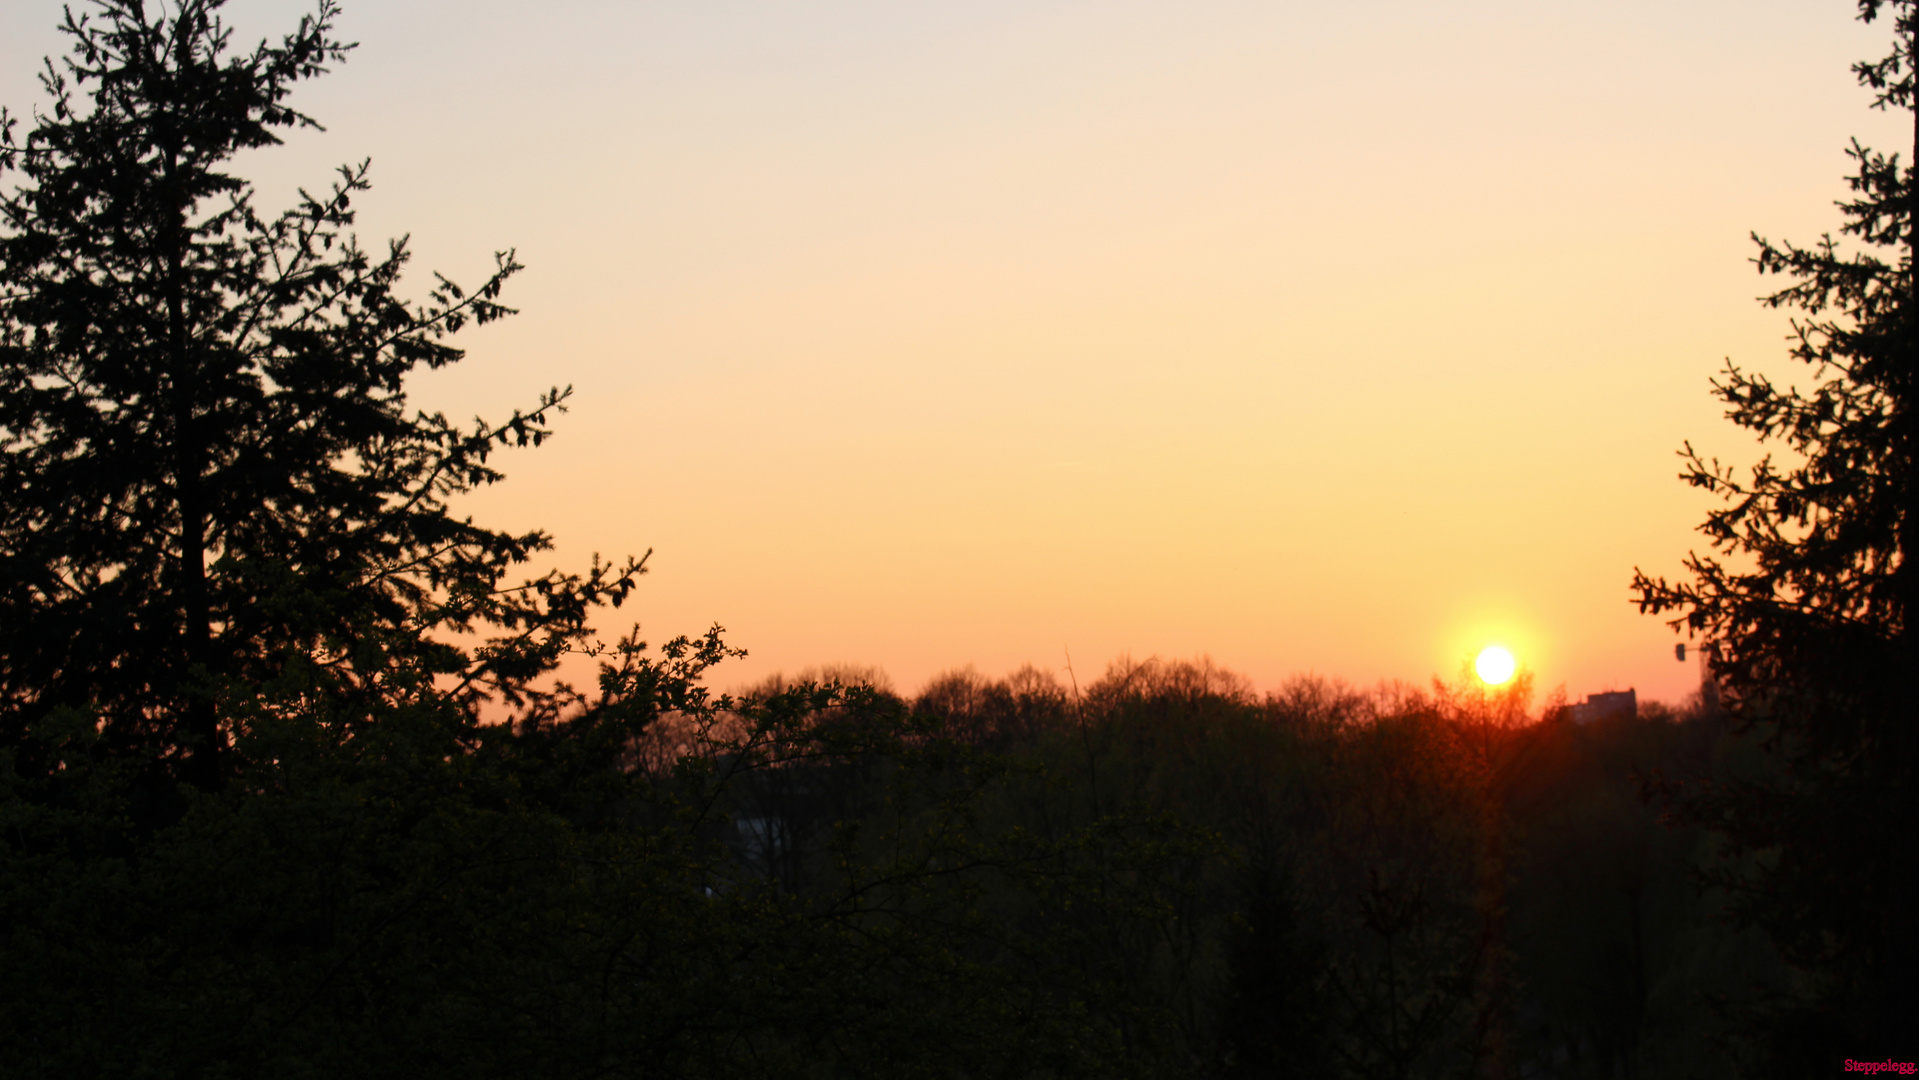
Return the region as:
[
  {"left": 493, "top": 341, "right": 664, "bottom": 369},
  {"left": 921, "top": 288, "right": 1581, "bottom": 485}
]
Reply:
[{"left": 1474, "top": 645, "right": 1516, "bottom": 686}]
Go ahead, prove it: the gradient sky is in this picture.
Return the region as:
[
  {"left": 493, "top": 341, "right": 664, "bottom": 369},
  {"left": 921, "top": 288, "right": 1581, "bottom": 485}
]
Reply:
[{"left": 3, "top": 0, "right": 1905, "bottom": 705}]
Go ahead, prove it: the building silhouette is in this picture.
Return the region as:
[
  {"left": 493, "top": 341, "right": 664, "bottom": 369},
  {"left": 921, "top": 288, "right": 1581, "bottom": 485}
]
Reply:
[{"left": 1567, "top": 689, "right": 1637, "bottom": 725}]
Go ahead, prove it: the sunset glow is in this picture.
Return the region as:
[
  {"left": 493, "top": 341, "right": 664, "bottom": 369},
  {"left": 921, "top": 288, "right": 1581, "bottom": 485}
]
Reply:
[
  {"left": 1475, "top": 646, "right": 1517, "bottom": 687},
  {"left": 2, "top": 1, "right": 1891, "bottom": 704}
]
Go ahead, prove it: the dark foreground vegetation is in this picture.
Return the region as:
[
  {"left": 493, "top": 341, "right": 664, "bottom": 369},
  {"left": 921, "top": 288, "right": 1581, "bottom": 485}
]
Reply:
[
  {"left": 0, "top": 626, "right": 1809, "bottom": 1079},
  {"left": 3, "top": 0, "right": 1914, "bottom": 1076}
]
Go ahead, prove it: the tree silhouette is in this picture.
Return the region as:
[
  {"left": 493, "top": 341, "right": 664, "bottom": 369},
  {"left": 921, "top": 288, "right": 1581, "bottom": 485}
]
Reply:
[
  {"left": 0, "top": 11, "right": 1223, "bottom": 1076},
  {"left": 0, "top": 0, "right": 641, "bottom": 798},
  {"left": 1633, "top": 0, "right": 1918, "bottom": 1058}
]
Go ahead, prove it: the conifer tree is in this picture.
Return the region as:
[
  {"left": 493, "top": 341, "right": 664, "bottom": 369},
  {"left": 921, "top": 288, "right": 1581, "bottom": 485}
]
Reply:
[
  {"left": 0, "top": 0, "right": 642, "bottom": 798},
  {"left": 0, "top": 10, "right": 1214, "bottom": 1076},
  {"left": 1633, "top": 0, "right": 1917, "bottom": 1058}
]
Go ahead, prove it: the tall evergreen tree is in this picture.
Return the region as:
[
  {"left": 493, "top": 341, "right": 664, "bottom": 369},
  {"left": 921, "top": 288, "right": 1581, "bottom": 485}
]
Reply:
[
  {"left": 0, "top": 10, "right": 1220, "bottom": 1076},
  {"left": 1633, "top": 0, "right": 1918, "bottom": 1059},
  {"left": 0, "top": 0, "right": 641, "bottom": 798}
]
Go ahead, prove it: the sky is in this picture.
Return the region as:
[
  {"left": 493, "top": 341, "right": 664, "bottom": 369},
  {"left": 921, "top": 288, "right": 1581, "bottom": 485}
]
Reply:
[{"left": 2, "top": 0, "right": 1906, "bottom": 705}]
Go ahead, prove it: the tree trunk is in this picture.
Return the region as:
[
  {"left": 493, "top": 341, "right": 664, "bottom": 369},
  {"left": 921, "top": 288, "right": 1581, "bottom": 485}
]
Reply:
[{"left": 161, "top": 138, "right": 223, "bottom": 793}]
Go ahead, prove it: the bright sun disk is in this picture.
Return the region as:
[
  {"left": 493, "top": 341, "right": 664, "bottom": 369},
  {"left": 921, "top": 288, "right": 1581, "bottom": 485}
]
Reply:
[{"left": 1475, "top": 645, "right": 1516, "bottom": 686}]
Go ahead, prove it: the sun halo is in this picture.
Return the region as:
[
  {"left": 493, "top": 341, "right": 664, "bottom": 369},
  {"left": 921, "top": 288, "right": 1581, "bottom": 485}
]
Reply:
[{"left": 1474, "top": 645, "right": 1517, "bottom": 686}]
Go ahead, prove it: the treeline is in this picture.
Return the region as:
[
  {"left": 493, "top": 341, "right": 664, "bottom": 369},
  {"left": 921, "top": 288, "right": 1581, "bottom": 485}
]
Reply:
[
  {"left": 715, "top": 660, "right": 1798, "bottom": 1079},
  {"left": 2, "top": 641, "right": 1788, "bottom": 1079}
]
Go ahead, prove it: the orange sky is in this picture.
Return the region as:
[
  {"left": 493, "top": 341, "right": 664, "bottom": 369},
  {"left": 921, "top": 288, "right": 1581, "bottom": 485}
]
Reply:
[{"left": 4, "top": 0, "right": 1905, "bottom": 706}]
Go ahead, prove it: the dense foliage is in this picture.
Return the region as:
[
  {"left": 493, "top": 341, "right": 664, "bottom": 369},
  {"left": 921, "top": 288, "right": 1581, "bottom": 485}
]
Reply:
[
  {"left": 907, "top": 661, "right": 1777, "bottom": 1079},
  {"left": 1633, "top": 0, "right": 1918, "bottom": 1062},
  {"left": 0, "top": 0, "right": 653, "bottom": 806}
]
